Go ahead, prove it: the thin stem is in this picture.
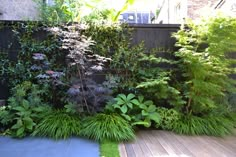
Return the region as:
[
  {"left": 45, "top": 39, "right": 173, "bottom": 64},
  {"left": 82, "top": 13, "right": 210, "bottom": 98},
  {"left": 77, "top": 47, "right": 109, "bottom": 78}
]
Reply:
[{"left": 77, "top": 66, "right": 90, "bottom": 113}]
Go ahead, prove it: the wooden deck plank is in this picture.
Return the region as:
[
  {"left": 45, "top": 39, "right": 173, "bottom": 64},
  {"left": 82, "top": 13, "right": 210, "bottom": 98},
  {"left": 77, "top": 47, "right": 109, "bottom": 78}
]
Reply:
[
  {"left": 135, "top": 131, "right": 153, "bottom": 157},
  {"left": 203, "top": 136, "right": 236, "bottom": 157},
  {"left": 173, "top": 133, "right": 216, "bottom": 157},
  {"left": 130, "top": 138, "right": 146, "bottom": 157},
  {"left": 151, "top": 130, "right": 185, "bottom": 155},
  {"left": 120, "top": 130, "right": 236, "bottom": 157},
  {"left": 140, "top": 130, "right": 169, "bottom": 156},
  {"left": 125, "top": 143, "right": 136, "bottom": 157},
  {"left": 119, "top": 143, "right": 128, "bottom": 157},
  {"left": 159, "top": 131, "right": 195, "bottom": 156}
]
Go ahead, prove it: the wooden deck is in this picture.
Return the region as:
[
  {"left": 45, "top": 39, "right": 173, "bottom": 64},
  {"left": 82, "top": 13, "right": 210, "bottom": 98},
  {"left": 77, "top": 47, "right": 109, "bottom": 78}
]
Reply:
[{"left": 119, "top": 130, "right": 236, "bottom": 157}]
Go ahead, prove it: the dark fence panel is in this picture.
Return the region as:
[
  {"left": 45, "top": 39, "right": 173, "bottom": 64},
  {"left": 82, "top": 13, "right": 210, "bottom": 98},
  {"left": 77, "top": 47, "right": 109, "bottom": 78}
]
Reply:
[
  {"left": 0, "top": 21, "right": 21, "bottom": 99},
  {"left": 130, "top": 24, "right": 180, "bottom": 51}
]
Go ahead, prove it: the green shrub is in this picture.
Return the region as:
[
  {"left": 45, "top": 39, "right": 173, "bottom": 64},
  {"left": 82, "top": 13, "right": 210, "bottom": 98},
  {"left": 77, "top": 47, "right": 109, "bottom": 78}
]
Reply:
[
  {"left": 173, "top": 114, "right": 236, "bottom": 136},
  {"left": 0, "top": 81, "right": 51, "bottom": 138},
  {"left": 173, "top": 16, "right": 236, "bottom": 115},
  {"left": 156, "top": 107, "right": 180, "bottom": 130},
  {"left": 105, "top": 93, "right": 160, "bottom": 127},
  {"left": 32, "top": 110, "right": 81, "bottom": 139},
  {"left": 80, "top": 113, "right": 135, "bottom": 142}
]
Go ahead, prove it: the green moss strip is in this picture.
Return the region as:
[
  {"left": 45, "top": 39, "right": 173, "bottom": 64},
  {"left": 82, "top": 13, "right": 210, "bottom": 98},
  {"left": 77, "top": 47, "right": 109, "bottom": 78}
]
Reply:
[{"left": 100, "top": 141, "right": 120, "bottom": 157}]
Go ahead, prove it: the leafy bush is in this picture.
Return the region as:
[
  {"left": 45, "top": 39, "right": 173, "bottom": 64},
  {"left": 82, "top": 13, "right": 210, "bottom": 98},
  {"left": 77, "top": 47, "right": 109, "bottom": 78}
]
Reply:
[
  {"left": 80, "top": 113, "right": 135, "bottom": 142},
  {"left": 173, "top": 16, "right": 236, "bottom": 115},
  {"left": 49, "top": 24, "right": 112, "bottom": 113},
  {"left": 0, "top": 81, "right": 51, "bottom": 138},
  {"left": 32, "top": 110, "right": 81, "bottom": 139},
  {"left": 173, "top": 114, "right": 236, "bottom": 136},
  {"left": 155, "top": 107, "right": 180, "bottom": 130},
  {"left": 136, "top": 51, "right": 185, "bottom": 109},
  {"left": 105, "top": 93, "right": 160, "bottom": 127}
]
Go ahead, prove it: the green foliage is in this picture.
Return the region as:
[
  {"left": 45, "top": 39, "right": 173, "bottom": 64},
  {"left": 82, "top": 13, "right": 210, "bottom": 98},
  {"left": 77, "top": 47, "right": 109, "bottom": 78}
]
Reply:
[
  {"left": 0, "top": 52, "right": 10, "bottom": 84},
  {"left": 84, "top": 23, "right": 145, "bottom": 91},
  {"left": 32, "top": 110, "right": 81, "bottom": 139},
  {"left": 36, "top": 0, "right": 81, "bottom": 24},
  {"left": 1, "top": 22, "right": 62, "bottom": 91},
  {"left": 136, "top": 51, "right": 185, "bottom": 109},
  {"left": 173, "top": 16, "right": 236, "bottom": 115},
  {"left": 83, "top": 23, "right": 130, "bottom": 57},
  {"left": 100, "top": 141, "right": 120, "bottom": 157},
  {"left": 173, "top": 114, "right": 236, "bottom": 136},
  {"left": 155, "top": 107, "right": 180, "bottom": 130},
  {"left": 0, "top": 81, "right": 51, "bottom": 138},
  {"left": 80, "top": 113, "right": 135, "bottom": 142},
  {"left": 37, "top": 0, "right": 136, "bottom": 23},
  {"left": 106, "top": 94, "right": 160, "bottom": 127}
]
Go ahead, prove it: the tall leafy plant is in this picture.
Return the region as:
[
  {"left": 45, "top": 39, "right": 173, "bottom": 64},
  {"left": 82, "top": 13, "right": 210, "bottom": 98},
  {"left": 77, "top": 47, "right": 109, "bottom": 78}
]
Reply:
[
  {"left": 173, "top": 16, "right": 236, "bottom": 115},
  {"left": 49, "top": 24, "right": 112, "bottom": 113},
  {"left": 135, "top": 51, "right": 185, "bottom": 108}
]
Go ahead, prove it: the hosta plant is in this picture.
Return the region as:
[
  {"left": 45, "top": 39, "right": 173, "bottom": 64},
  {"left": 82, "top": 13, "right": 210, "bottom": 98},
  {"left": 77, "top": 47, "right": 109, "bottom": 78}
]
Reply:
[{"left": 105, "top": 93, "right": 161, "bottom": 127}]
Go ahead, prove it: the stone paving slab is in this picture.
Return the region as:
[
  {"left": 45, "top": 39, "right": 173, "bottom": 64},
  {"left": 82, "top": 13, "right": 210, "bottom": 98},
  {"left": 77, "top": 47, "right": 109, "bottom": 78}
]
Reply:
[{"left": 0, "top": 136, "right": 99, "bottom": 157}]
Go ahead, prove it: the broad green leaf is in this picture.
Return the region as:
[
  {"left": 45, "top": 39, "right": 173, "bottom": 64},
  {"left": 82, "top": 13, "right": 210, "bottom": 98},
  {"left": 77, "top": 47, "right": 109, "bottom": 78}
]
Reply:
[
  {"left": 113, "top": 104, "right": 121, "bottom": 109},
  {"left": 138, "top": 96, "right": 144, "bottom": 103},
  {"left": 117, "top": 99, "right": 126, "bottom": 105},
  {"left": 118, "top": 94, "right": 127, "bottom": 101},
  {"left": 132, "top": 121, "right": 150, "bottom": 126},
  {"left": 149, "top": 112, "right": 161, "bottom": 123},
  {"left": 141, "top": 110, "right": 149, "bottom": 116},
  {"left": 12, "top": 119, "right": 23, "bottom": 129},
  {"left": 131, "top": 99, "right": 140, "bottom": 106},
  {"left": 143, "top": 119, "right": 151, "bottom": 127},
  {"left": 22, "top": 100, "right": 30, "bottom": 109},
  {"left": 121, "top": 114, "right": 131, "bottom": 121},
  {"left": 127, "top": 93, "right": 135, "bottom": 101},
  {"left": 127, "top": 103, "right": 133, "bottom": 109},
  {"left": 120, "top": 105, "right": 128, "bottom": 113},
  {"left": 13, "top": 106, "right": 25, "bottom": 112},
  {"left": 147, "top": 105, "right": 157, "bottom": 112},
  {"left": 16, "top": 127, "right": 25, "bottom": 137},
  {"left": 32, "top": 107, "right": 46, "bottom": 112},
  {"left": 140, "top": 104, "right": 147, "bottom": 110},
  {"left": 144, "top": 100, "right": 154, "bottom": 106}
]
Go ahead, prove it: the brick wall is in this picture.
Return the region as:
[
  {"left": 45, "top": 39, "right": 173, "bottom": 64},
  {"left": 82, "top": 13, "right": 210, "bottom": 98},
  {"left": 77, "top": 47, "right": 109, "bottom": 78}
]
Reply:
[{"left": 187, "top": 0, "right": 218, "bottom": 19}]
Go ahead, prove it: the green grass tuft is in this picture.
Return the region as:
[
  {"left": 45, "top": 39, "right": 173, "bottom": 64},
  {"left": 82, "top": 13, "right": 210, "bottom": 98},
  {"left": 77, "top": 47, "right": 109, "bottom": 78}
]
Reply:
[
  {"left": 100, "top": 141, "right": 120, "bottom": 157},
  {"left": 81, "top": 113, "right": 135, "bottom": 142},
  {"left": 32, "top": 110, "right": 81, "bottom": 139},
  {"left": 173, "top": 114, "right": 236, "bottom": 136}
]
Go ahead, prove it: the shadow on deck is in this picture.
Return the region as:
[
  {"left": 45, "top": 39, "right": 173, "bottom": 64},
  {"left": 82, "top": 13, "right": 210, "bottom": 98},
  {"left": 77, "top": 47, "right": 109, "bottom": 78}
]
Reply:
[{"left": 119, "top": 130, "right": 236, "bottom": 157}]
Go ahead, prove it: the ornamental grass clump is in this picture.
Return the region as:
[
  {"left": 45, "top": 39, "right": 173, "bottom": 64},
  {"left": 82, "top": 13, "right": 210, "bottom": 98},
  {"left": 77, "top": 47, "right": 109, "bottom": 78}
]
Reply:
[
  {"left": 32, "top": 110, "right": 81, "bottom": 139},
  {"left": 80, "top": 113, "right": 135, "bottom": 142}
]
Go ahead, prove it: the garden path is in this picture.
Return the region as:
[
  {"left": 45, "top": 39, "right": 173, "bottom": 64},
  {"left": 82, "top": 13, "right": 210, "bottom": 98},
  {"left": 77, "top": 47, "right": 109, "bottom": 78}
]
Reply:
[
  {"left": 0, "top": 136, "right": 99, "bottom": 157},
  {"left": 119, "top": 130, "right": 236, "bottom": 157}
]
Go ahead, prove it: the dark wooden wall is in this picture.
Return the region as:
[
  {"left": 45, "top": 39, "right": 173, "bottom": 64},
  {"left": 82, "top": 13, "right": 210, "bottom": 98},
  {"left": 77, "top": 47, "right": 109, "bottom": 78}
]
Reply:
[{"left": 130, "top": 24, "right": 180, "bottom": 51}]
